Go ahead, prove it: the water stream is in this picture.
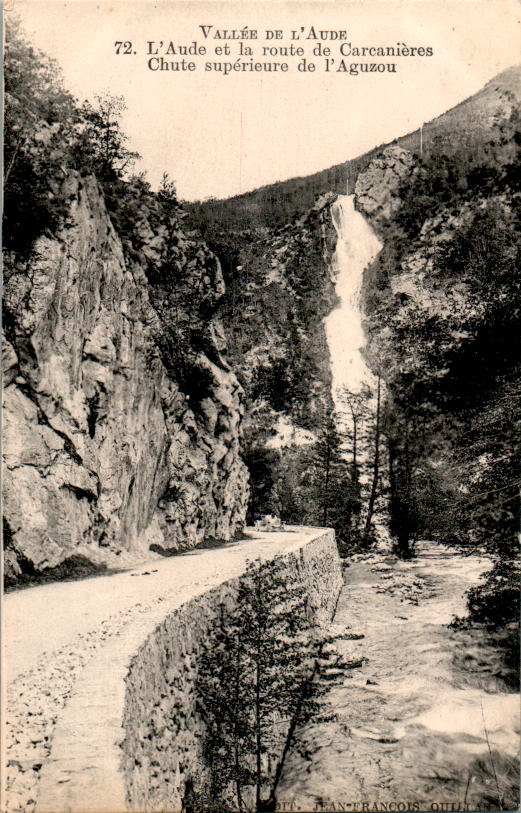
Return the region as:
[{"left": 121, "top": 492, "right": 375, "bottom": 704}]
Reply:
[
  {"left": 277, "top": 544, "right": 520, "bottom": 811},
  {"left": 325, "top": 194, "right": 382, "bottom": 404}
]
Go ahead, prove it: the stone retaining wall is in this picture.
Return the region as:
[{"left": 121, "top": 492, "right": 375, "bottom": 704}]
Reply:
[{"left": 33, "top": 528, "right": 341, "bottom": 813}]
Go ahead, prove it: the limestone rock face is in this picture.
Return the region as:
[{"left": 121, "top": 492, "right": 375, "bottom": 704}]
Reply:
[
  {"left": 354, "top": 145, "right": 414, "bottom": 225},
  {"left": 213, "top": 193, "right": 338, "bottom": 522},
  {"left": 3, "top": 176, "right": 249, "bottom": 584}
]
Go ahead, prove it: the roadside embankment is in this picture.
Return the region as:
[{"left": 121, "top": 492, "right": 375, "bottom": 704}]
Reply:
[{"left": 3, "top": 526, "right": 342, "bottom": 813}]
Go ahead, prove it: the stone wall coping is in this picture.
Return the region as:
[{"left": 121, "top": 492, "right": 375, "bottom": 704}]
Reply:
[
  {"left": 5, "top": 527, "right": 329, "bottom": 684},
  {"left": 4, "top": 527, "right": 335, "bottom": 813}
]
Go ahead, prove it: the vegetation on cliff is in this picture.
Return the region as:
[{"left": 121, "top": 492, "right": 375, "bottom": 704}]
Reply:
[
  {"left": 5, "top": 19, "right": 139, "bottom": 257},
  {"left": 3, "top": 20, "right": 249, "bottom": 582},
  {"left": 4, "top": 17, "right": 243, "bottom": 415},
  {"left": 360, "top": 82, "right": 520, "bottom": 665}
]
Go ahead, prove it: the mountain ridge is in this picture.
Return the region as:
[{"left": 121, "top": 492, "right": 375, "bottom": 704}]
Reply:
[{"left": 189, "top": 64, "right": 521, "bottom": 230}]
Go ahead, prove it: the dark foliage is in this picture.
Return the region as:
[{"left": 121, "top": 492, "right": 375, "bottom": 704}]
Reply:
[
  {"left": 195, "top": 559, "right": 328, "bottom": 811},
  {"left": 3, "top": 21, "right": 225, "bottom": 413},
  {"left": 366, "top": 123, "right": 521, "bottom": 560},
  {"left": 243, "top": 447, "right": 280, "bottom": 524},
  {"left": 362, "top": 90, "right": 521, "bottom": 693},
  {"left": 466, "top": 560, "right": 520, "bottom": 629},
  {"left": 4, "top": 20, "right": 142, "bottom": 259},
  {"left": 250, "top": 358, "right": 294, "bottom": 413}
]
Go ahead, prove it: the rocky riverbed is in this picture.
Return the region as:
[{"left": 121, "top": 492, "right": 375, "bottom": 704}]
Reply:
[{"left": 277, "top": 543, "right": 520, "bottom": 812}]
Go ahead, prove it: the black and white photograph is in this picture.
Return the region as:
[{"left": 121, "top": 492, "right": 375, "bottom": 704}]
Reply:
[{"left": 2, "top": 1, "right": 520, "bottom": 811}]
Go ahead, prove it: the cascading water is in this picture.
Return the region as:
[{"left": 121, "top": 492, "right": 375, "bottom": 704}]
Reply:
[{"left": 325, "top": 194, "right": 382, "bottom": 405}]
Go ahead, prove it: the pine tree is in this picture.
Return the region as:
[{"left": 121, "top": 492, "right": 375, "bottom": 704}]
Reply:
[
  {"left": 362, "top": 375, "right": 383, "bottom": 544},
  {"left": 196, "top": 558, "right": 326, "bottom": 811},
  {"left": 307, "top": 412, "right": 352, "bottom": 531}
]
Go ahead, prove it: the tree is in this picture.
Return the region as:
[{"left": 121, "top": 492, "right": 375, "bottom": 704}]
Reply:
[
  {"left": 364, "top": 125, "right": 521, "bottom": 570},
  {"left": 338, "top": 385, "right": 372, "bottom": 474},
  {"left": 300, "top": 411, "right": 362, "bottom": 552},
  {"left": 337, "top": 382, "right": 385, "bottom": 549},
  {"left": 3, "top": 17, "right": 78, "bottom": 255},
  {"left": 73, "top": 93, "right": 140, "bottom": 182},
  {"left": 386, "top": 412, "right": 416, "bottom": 559},
  {"left": 362, "top": 375, "right": 382, "bottom": 543},
  {"left": 196, "top": 559, "right": 325, "bottom": 811},
  {"left": 3, "top": 21, "right": 142, "bottom": 259}
]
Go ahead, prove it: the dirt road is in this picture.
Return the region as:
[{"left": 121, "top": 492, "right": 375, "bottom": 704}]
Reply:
[{"left": 3, "top": 527, "right": 326, "bottom": 813}]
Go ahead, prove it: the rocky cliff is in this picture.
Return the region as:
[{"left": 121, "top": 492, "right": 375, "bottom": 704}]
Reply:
[
  {"left": 353, "top": 66, "right": 520, "bottom": 560},
  {"left": 3, "top": 174, "right": 249, "bottom": 586},
  {"left": 200, "top": 194, "right": 339, "bottom": 522}
]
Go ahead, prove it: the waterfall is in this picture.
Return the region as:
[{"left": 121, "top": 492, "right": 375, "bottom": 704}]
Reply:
[{"left": 325, "top": 194, "right": 382, "bottom": 406}]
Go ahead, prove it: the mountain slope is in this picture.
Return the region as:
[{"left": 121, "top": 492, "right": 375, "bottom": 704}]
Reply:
[{"left": 189, "top": 65, "right": 521, "bottom": 230}]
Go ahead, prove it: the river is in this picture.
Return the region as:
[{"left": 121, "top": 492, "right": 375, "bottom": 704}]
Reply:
[{"left": 277, "top": 542, "right": 520, "bottom": 812}]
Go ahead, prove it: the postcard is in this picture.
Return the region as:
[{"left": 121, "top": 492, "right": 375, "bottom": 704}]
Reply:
[{"left": 2, "top": 1, "right": 520, "bottom": 811}]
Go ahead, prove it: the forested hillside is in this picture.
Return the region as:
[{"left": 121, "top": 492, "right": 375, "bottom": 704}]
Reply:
[{"left": 355, "top": 78, "right": 520, "bottom": 670}]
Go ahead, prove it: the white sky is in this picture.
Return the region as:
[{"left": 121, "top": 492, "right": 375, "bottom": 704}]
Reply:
[{"left": 14, "top": 0, "right": 521, "bottom": 201}]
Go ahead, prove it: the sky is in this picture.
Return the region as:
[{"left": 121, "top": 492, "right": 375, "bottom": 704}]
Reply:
[{"left": 14, "top": 0, "right": 521, "bottom": 201}]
